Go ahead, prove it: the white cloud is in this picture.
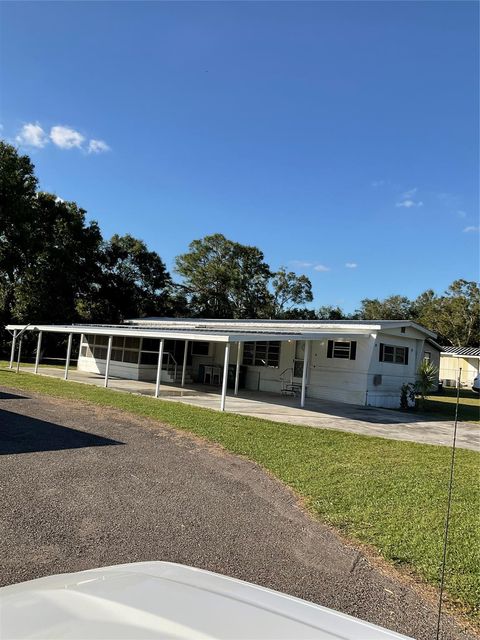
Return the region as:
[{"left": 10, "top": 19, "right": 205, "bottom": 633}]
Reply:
[
  {"left": 396, "top": 198, "right": 423, "bottom": 208},
  {"left": 345, "top": 262, "right": 358, "bottom": 269},
  {"left": 88, "top": 139, "right": 110, "bottom": 154},
  {"left": 457, "top": 210, "right": 467, "bottom": 218},
  {"left": 463, "top": 226, "right": 479, "bottom": 233},
  {"left": 395, "top": 187, "right": 424, "bottom": 209},
  {"left": 16, "top": 123, "right": 49, "bottom": 148},
  {"left": 314, "top": 264, "right": 330, "bottom": 272},
  {"left": 371, "top": 180, "right": 385, "bottom": 188},
  {"left": 290, "top": 260, "right": 314, "bottom": 268},
  {"left": 50, "top": 125, "right": 85, "bottom": 149}
]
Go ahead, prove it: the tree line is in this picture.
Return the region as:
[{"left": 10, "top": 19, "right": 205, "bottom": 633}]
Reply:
[{"left": 1, "top": 141, "right": 478, "bottom": 352}]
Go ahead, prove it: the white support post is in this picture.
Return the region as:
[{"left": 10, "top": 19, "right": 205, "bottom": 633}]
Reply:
[
  {"left": 300, "top": 340, "right": 310, "bottom": 408},
  {"left": 9, "top": 330, "right": 17, "bottom": 369},
  {"left": 64, "top": 333, "right": 73, "bottom": 380},
  {"left": 155, "top": 339, "right": 165, "bottom": 398},
  {"left": 181, "top": 340, "right": 189, "bottom": 387},
  {"left": 220, "top": 343, "right": 230, "bottom": 412},
  {"left": 34, "top": 331, "right": 43, "bottom": 374},
  {"left": 104, "top": 335, "right": 113, "bottom": 388},
  {"left": 234, "top": 341, "right": 242, "bottom": 396},
  {"left": 16, "top": 338, "right": 23, "bottom": 374}
]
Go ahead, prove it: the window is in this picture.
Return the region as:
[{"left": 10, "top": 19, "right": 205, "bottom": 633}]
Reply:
[
  {"left": 123, "top": 349, "right": 139, "bottom": 364},
  {"left": 379, "top": 343, "right": 408, "bottom": 365},
  {"left": 124, "top": 337, "right": 140, "bottom": 350},
  {"left": 93, "top": 346, "right": 107, "bottom": 360},
  {"left": 424, "top": 351, "right": 431, "bottom": 362},
  {"left": 242, "top": 341, "right": 280, "bottom": 367},
  {"left": 327, "top": 340, "right": 357, "bottom": 360},
  {"left": 140, "top": 337, "right": 160, "bottom": 365},
  {"left": 80, "top": 334, "right": 140, "bottom": 364},
  {"left": 140, "top": 351, "right": 158, "bottom": 365},
  {"left": 111, "top": 349, "right": 123, "bottom": 362},
  {"left": 142, "top": 338, "right": 160, "bottom": 352},
  {"left": 191, "top": 341, "right": 209, "bottom": 356}
]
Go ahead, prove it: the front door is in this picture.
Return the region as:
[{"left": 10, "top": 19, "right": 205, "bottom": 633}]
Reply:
[{"left": 293, "top": 340, "right": 306, "bottom": 382}]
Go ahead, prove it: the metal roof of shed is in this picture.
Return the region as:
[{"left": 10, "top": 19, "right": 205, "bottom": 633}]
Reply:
[{"left": 441, "top": 346, "right": 480, "bottom": 358}]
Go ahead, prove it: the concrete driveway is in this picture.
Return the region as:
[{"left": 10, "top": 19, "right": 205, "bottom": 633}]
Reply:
[
  {"left": 16, "top": 367, "right": 480, "bottom": 451},
  {"left": 0, "top": 387, "right": 475, "bottom": 640}
]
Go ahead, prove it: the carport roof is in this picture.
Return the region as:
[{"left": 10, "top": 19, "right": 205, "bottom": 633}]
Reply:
[{"left": 6, "top": 318, "right": 435, "bottom": 342}]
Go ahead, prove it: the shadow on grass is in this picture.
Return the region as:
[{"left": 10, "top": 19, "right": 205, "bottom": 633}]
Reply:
[{"left": 0, "top": 408, "right": 124, "bottom": 455}]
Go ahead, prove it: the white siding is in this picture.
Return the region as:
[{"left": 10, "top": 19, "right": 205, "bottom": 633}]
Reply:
[
  {"left": 366, "top": 332, "right": 422, "bottom": 408},
  {"left": 440, "top": 356, "right": 479, "bottom": 386},
  {"left": 78, "top": 356, "right": 172, "bottom": 382},
  {"left": 78, "top": 355, "right": 140, "bottom": 380},
  {"left": 307, "top": 338, "right": 372, "bottom": 405}
]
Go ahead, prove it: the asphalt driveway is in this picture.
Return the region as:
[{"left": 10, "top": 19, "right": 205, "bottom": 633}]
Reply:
[{"left": 0, "top": 387, "right": 476, "bottom": 640}]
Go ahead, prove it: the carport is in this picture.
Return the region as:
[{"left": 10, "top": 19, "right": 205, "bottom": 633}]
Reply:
[{"left": 6, "top": 321, "right": 349, "bottom": 411}]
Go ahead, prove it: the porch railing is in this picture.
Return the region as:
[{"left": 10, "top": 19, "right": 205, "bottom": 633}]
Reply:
[{"left": 163, "top": 351, "right": 178, "bottom": 381}]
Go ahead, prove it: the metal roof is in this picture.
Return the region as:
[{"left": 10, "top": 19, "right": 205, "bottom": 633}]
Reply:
[
  {"left": 6, "top": 317, "right": 436, "bottom": 342},
  {"left": 441, "top": 346, "right": 480, "bottom": 358},
  {"left": 5, "top": 322, "right": 371, "bottom": 343}
]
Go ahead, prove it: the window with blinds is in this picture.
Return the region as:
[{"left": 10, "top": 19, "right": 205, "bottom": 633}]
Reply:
[
  {"left": 242, "top": 341, "right": 280, "bottom": 367},
  {"left": 327, "top": 340, "right": 357, "bottom": 360}
]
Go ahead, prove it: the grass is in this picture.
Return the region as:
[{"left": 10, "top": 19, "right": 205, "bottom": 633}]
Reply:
[
  {"left": 1, "top": 364, "right": 479, "bottom": 621},
  {"left": 423, "top": 387, "right": 480, "bottom": 424}
]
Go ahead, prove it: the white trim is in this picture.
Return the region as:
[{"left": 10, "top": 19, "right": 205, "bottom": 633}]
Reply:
[
  {"left": 104, "top": 336, "right": 113, "bottom": 388},
  {"left": 64, "top": 333, "right": 73, "bottom": 380},
  {"left": 220, "top": 344, "right": 230, "bottom": 411},
  {"left": 34, "top": 331, "right": 42, "bottom": 374},
  {"left": 155, "top": 339, "right": 165, "bottom": 398},
  {"left": 16, "top": 338, "right": 23, "bottom": 374},
  {"left": 9, "top": 329, "right": 17, "bottom": 369},
  {"left": 181, "top": 340, "right": 189, "bottom": 387},
  {"left": 234, "top": 341, "right": 242, "bottom": 396},
  {"left": 300, "top": 341, "right": 310, "bottom": 408}
]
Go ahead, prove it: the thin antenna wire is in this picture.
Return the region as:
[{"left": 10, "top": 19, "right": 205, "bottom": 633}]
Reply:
[{"left": 435, "top": 368, "right": 461, "bottom": 640}]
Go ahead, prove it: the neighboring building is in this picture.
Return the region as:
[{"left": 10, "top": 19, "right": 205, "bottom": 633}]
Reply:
[
  {"left": 439, "top": 346, "right": 480, "bottom": 388},
  {"left": 421, "top": 338, "right": 442, "bottom": 390},
  {"left": 7, "top": 318, "right": 436, "bottom": 410}
]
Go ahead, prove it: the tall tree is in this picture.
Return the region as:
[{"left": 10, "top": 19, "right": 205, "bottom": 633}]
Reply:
[
  {"left": 416, "top": 280, "right": 480, "bottom": 347},
  {"left": 355, "top": 295, "right": 414, "bottom": 320},
  {"left": 78, "top": 234, "right": 173, "bottom": 323},
  {"left": 0, "top": 143, "right": 103, "bottom": 326},
  {"left": 175, "top": 233, "right": 272, "bottom": 318},
  {"left": 316, "top": 305, "right": 346, "bottom": 320},
  {"left": 12, "top": 193, "right": 103, "bottom": 324},
  {"left": 270, "top": 267, "right": 313, "bottom": 317},
  {"left": 0, "top": 142, "right": 38, "bottom": 326}
]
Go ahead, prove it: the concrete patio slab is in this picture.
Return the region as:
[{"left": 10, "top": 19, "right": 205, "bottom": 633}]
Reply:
[{"left": 15, "top": 365, "right": 480, "bottom": 451}]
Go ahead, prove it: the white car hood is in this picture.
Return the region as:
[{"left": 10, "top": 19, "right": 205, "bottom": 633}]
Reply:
[{"left": 0, "top": 561, "right": 412, "bottom": 639}]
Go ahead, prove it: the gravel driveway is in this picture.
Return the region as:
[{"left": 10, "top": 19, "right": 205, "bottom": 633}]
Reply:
[{"left": 0, "top": 387, "right": 476, "bottom": 640}]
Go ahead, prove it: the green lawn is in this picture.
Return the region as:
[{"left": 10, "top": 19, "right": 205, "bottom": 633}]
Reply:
[
  {"left": 423, "top": 387, "right": 480, "bottom": 424},
  {"left": 1, "top": 365, "right": 479, "bottom": 621}
]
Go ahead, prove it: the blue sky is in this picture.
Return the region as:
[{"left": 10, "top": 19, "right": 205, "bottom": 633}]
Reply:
[{"left": 1, "top": 1, "right": 478, "bottom": 312}]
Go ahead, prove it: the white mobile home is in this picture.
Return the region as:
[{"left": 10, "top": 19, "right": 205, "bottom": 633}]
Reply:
[{"left": 7, "top": 318, "right": 436, "bottom": 410}]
